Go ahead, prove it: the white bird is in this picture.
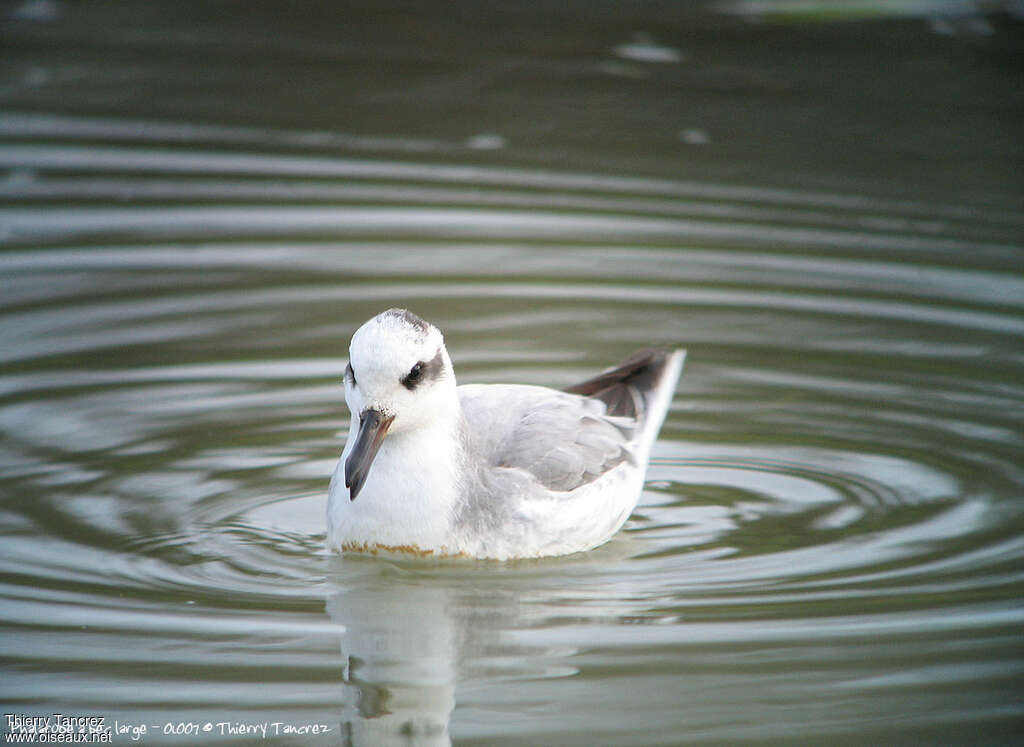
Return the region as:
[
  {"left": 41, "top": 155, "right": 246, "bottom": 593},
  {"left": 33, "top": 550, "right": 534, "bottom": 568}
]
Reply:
[{"left": 327, "top": 308, "right": 685, "bottom": 560}]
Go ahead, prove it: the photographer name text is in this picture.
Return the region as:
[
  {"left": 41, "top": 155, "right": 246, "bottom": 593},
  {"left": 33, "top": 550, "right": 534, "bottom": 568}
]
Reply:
[{"left": 4, "top": 715, "right": 331, "bottom": 743}]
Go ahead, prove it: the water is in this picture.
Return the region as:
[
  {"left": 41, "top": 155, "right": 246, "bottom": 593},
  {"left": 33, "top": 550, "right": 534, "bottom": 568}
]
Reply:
[{"left": 2, "top": 1, "right": 1023, "bottom": 744}]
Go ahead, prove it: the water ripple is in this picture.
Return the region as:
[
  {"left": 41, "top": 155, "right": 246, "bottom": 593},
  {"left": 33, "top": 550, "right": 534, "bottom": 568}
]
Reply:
[{"left": 1, "top": 115, "right": 1021, "bottom": 743}]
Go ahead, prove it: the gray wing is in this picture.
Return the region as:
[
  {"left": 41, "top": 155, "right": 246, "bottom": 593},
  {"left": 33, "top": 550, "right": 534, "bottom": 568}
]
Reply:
[{"left": 459, "top": 384, "right": 637, "bottom": 493}]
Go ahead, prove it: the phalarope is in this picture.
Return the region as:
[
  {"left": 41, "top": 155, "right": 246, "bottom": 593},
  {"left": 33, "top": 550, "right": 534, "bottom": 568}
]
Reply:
[{"left": 327, "top": 308, "right": 684, "bottom": 559}]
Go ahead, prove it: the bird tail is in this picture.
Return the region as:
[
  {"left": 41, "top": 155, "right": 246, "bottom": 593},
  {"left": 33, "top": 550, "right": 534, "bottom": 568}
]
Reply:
[{"left": 564, "top": 348, "right": 686, "bottom": 449}]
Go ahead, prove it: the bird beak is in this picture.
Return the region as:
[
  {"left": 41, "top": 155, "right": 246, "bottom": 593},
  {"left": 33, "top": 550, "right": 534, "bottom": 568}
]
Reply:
[{"left": 345, "top": 409, "right": 395, "bottom": 501}]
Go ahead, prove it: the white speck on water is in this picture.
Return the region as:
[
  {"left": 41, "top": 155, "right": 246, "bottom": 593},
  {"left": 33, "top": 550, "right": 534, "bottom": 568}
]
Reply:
[
  {"left": 680, "top": 128, "right": 710, "bottom": 145},
  {"left": 612, "top": 32, "right": 685, "bottom": 64},
  {"left": 466, "top": 134, "right": 507, "bottom": 150}
]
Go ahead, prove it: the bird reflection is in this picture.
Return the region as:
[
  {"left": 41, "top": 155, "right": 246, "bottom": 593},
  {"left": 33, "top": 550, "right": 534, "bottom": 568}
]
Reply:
[{"left": 326, "top": 567, "right": 459, "bottom": 746}]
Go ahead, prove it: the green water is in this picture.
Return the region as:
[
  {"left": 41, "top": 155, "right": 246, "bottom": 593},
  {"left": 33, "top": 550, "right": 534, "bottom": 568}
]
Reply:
[{"left": 1, "top": 2, "right": 1022, "bottom": 744}]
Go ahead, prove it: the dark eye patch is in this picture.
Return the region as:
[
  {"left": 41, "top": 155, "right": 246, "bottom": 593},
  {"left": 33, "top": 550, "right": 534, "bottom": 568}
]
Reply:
[
  {"left": 345, "top": 362, "right": 357, "bottom": 386},
  {"left": 401, "top": 361, "right": 425, "bottom": 390}
]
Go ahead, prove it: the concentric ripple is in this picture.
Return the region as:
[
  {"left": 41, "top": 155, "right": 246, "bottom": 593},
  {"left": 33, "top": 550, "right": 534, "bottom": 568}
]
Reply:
[{"left": 1, "top": 112, "right": 1022, "bottom": 744}]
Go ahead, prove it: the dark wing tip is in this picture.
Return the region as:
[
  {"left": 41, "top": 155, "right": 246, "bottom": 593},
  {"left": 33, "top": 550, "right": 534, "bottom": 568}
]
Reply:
[{"left": 564, "top": 349, "right": 670, "bottom": 420}]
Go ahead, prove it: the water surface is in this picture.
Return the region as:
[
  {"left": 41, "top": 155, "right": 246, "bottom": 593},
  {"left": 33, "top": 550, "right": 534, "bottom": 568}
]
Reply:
[{"left": 1, "top": 2, "right": 1022, "bottom": 744}]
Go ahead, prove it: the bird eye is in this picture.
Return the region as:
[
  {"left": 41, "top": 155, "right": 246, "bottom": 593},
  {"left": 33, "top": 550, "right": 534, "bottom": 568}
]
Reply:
[
  {"left": 345, "top": 362, "right": 357, "bottom": 386},
  {"left": 401, "top": 361, "right": 425, "bottom": 390}
]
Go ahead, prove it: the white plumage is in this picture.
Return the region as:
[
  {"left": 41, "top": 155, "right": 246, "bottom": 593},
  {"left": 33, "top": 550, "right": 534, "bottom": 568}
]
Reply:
[{"left": 327, "top": 308, "right": 685, "bottom": 560}]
